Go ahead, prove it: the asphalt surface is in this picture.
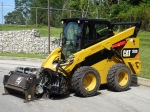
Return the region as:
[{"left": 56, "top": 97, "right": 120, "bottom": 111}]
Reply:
[{"left": 0, "top": 60, "right": 150, "bottom": 112}]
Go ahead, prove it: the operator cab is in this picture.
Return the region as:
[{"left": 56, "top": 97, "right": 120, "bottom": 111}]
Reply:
[{"left": 61, "top": 18, "right": 113, "bottom": 59}]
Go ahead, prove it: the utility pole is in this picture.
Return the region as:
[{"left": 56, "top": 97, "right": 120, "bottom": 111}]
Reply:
[
  {"left": 36, "top": 8, "right": 37, "bottom": 26},
  {"left": 48, "top": 0, "right": 50, "bottom": 54},
  {"left": 2, "top": 2, "right": 3, "bottom": 25}
]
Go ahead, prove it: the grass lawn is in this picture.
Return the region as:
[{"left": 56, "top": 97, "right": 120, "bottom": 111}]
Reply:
[
  {"left": 138, "top": 31, "right": 150, "bottom": 79},
  {"left": 0, "top": 24, "right": 62, "bottom": 37},
  {"left": 0, "top": 52, "right": 45, "bottom": 59}
]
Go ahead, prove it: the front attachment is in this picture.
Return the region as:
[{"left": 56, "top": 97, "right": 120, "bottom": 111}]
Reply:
[
  {"left": 3, "top": 67, "right": 41, "bottom": 102},
  {"left": 3, "top": 67, "right": 68, "bottom": 102}
]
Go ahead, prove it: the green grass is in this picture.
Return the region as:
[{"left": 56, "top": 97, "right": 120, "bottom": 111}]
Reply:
[
  {"left": 0, "top": 24, "right": 62, "bottom": 37},
  {"left": 0, "top": 52, "right": 45, "bottom": 59},
  {"left": 138, "top": 31, "right": 150, "bottom": 79}
]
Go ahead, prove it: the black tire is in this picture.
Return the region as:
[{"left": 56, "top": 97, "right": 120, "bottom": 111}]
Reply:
[
  {"left": 71, "top": 66, "right": 100, "bottom": 97},
  {"left": 107, "top": 63, "right": 131, "bottom": 92}
]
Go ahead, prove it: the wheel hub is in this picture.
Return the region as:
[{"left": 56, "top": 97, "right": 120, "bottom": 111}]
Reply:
[
  {"left": 118, "top": 70, "right": 128, "bottom": 86},
  {"left": 83, "top": 74, "right": 96, "bottom": 91}
]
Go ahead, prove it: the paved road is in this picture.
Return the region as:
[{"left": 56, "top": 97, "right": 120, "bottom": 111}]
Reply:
[{"left": 0, "top": 60, "right": 150, "bottom": 112}]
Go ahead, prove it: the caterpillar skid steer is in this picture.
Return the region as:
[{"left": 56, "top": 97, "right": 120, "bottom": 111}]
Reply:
[{"left": 3, "top": 18, "right": 141, "bottom": 102}]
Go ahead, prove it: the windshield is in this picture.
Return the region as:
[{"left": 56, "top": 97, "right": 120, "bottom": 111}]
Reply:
[{"left": 62, "top": 22, "right": 81, "bottom": 58}]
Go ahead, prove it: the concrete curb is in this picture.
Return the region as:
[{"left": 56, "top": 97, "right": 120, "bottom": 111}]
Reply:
[
  {"left": 132, "top": 76, "right": 150, "bottom": 87},
  {"left": 0, "top": 56, "right": 150, "bottom": 87}
]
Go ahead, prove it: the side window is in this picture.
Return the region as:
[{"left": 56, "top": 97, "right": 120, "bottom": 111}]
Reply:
[
  {"left": 84, "top": 25, "right": 94, "bottom": 45},
  {"left": 86, "top": 26, "right": 89, "bottom": 35},
  {"left": 95, "top": 24, "right": 108, "bottom": 39},
  {"left": 83, "top": 23, "right": 110, "bottom": 48}
]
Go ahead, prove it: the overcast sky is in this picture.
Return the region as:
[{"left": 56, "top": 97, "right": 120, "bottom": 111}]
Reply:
[{"left": 0, "top": 0, "right": 15, "bottom": 24}]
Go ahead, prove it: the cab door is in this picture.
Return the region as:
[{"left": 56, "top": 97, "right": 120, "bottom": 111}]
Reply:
[{"left": 82, "top": 21, "right": 110, "bottom": 71}]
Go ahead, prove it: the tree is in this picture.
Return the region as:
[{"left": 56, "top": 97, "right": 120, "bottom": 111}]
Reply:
[
  {"left": 67, "top": 0, "right": 96, "bottom": 18},
  {"left": 4, "top": 0, "right": 150, "bottom": 30},
  {"left": 4, "top": 11, "right": 26, "bottom": 24},
  {"left": 29, "top": 0, "right": 68, "bottom": 26},
  {"left": 29, "top": 0, "right": 47, "bottom": 25},
  {"left": 15, "top": 0, "right": 35, "bottom": 24}
]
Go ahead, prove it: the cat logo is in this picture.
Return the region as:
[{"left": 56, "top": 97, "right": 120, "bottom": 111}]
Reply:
[
  {"left": 15, "top": 77, "right": 23, "bottom": 85},
  {"left": 123, "top": 50, "right": 131, "bottom": 57}
]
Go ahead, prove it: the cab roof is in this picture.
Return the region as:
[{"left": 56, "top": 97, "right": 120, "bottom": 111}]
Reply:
[{"left": 61, "top": 18, "right": 110, "bottom": 23}]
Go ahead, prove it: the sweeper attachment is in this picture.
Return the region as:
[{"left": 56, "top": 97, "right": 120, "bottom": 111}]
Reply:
[{"left": 3, "top": 18, "right": 141, "bottom": 102}]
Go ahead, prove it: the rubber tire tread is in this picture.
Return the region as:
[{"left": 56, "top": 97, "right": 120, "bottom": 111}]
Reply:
[
  {"left": 107, "top": 63, "right": 131, "bottom": 92},
  {"left": 71, "top": 66, "right": 100, "bottom": 97}
]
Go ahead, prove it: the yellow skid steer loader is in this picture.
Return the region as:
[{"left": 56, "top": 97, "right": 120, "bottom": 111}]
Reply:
[{"left": 3, "top": 18, "right": 141, "bottom": 102}]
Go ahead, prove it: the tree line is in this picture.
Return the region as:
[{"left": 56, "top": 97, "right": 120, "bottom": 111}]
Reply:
[{"left": 4, "top": 0, "right": 150, "bottom": 30}]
